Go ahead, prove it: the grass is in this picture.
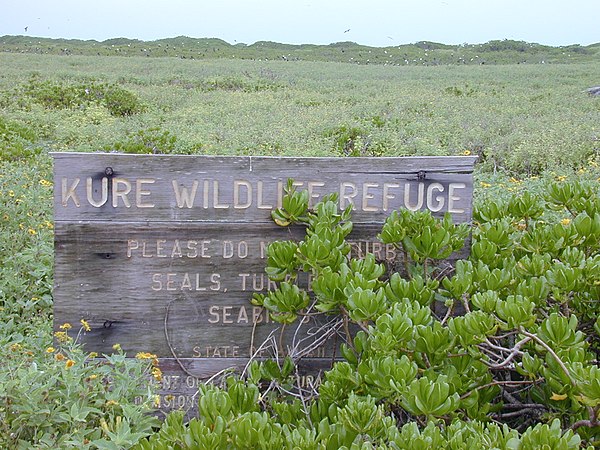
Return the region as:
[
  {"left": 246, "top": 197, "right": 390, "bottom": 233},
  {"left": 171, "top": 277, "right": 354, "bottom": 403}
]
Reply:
[
  {"left": 0, "top": 50, "right": 599, "bottom": 447},
  {"left": 0, "top": 53, "right": 598, "bottom": 174}
]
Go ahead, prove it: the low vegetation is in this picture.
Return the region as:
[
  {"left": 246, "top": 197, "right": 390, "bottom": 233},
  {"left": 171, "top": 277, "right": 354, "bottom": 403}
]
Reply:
[
  {"left": 1, "top": 35, "right": 599, "bottom": 66},
  {"left": 1, "top": 45, "right": 599, "bottom": 447}
]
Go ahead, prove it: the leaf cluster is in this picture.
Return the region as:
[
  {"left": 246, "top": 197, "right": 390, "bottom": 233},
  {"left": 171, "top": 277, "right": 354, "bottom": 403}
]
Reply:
[
  {"left": 152, "top": 178, "right": 600, "bottom": 448},
  {"left": 0, "top": 327, "right": 159, "bottom": 449}
]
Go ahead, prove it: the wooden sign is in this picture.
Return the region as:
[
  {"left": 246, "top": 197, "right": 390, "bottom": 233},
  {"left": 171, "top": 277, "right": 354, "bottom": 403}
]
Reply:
[{"left": 52, "top": 153, "right": 477, "bottom": 413}]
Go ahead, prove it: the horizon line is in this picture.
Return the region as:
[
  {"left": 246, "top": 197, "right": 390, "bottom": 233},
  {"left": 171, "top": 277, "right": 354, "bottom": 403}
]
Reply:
[{"left": 2, "top": 34, "right": 597, "bottom": 50}]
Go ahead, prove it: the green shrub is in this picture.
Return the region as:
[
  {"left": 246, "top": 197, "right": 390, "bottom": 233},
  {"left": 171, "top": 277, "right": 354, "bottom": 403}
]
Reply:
[
  {"left": 15, "top": 76, "right": 145, "bottom": 117},
  {"left": 106, "top": 127, "right": 177, "bottom": 154},
  {"left": 0, "top": 116, "right": 40, "bottom": 161},
  {"left": 1, "top": 52, "right": 600, "bottom": 446},
  {"left": 102, "top": 85, "right": 146, "bottom": 116},
  {"left": 22, "top": 76, "right": 82, "bottom": 109},
  {"left": 324, "top": 124, "right": 386, "bottom": 156},
  {"left": 0, "top": 326, "right": 159, "bottom": 449},
  {"left": 138, "top": 178, "right": 600, "bottom": 448},
  {"left": 0, "top": 158, "right": 160, "bottom": 449}
]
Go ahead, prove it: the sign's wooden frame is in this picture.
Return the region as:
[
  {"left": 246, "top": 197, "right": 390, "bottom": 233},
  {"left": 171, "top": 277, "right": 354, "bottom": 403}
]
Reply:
[{"left": 52, "top": 153, "right": 477, "bottom": 413}]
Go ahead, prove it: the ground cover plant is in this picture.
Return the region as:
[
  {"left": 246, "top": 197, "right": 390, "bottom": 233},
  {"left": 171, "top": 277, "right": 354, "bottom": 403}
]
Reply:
[
  {"left": 0, "top": 50, "right": 599, "bottom": 448},
  {"left": 2, "top": 36, "right": 599, "bottom": 66},
  {"left": 132, "top": 177, "right": 600, "bottom": 449}
]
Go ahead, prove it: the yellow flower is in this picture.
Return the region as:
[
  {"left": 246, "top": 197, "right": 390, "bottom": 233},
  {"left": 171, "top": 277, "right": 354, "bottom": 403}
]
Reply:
[
  {"left": 59, "top": 323, "right": 72, "bottom": 330},
  {"left": 105, "top": 400, "right": 119, "bottom": 407},
  {"left": 556, "top": 175, "right": 567, "bottom": 182},
  {"left": 479, "top": 181, "right": 492, "bottom": 188},
  {"left": 54, "top": 331, "right": 72, "bottom": 343},
  {"left": 55, "top": 353, "right": 66, "bottom": 361},
  {"left": 8, "top": 190, "right": 14, "bottom": 197},
  {"left": 9, "top": 343, "right": 22, "bottom": 352},
  {"left": 136, "top": 351, "right": 160, "bottom": 367},
  {"left": 46, "top": 347, "right": 56, "bottom": 353},
  {"left": 88, "top": 352, "right": 98, "bottom": 358},
  {"left": 153, "top": 395, "right": 161, "bottom": 408},
  {"left": 80, "top": 319, "right": 91, "bottom": 332},
  {"left": 65, "top": 359, "right": 75, "bottom": 369},
  {"left": 151, "top": 366, "right": 163, "bottom": 382},
  {"left": 561, "top": 218, "right": 571, "bottom": 226},
  {"left": 88, "top": 374, "right": 98, "bottom": 380},
  {"left": 39, "top": 179, "right": 53, "bottom": 187},
  {"left": 27, "top": 228, "right": 37, "bottom": 235},
  {"left": 112, "top": 343, "right": 122, "bottom": 351},
  {"left": 462, "top": 150, "right": 472, "bottom": 156}
]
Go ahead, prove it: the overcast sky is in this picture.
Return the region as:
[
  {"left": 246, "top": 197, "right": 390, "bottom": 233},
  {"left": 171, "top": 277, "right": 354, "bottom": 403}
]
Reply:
[{"left": 1, "top": 0, "right": 598, "bottom": 47}]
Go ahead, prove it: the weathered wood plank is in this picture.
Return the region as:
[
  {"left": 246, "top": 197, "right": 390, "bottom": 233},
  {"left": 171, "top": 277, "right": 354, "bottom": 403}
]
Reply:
[
  {"left": 54, "top": 222, "right": 398, "bottom": 356},
  {"left": 52, "top": 153, "right": 477, "bottom": 416},
  {"left": 53, "top": 153, "right": 477, "bottom": 223}
]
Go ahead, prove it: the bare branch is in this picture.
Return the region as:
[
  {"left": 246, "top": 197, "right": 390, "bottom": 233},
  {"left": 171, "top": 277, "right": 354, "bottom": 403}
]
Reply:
[
  {"left": 519, "top": 328, "right": 577, "bottom": 386},
  {"left": 484, "top": 336, "right": 531, "bottom": 370}
]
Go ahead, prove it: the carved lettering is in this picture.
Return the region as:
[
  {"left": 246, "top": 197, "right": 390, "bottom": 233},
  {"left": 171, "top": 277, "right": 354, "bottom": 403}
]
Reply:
[
  {"left": 207, "top": 305, "right": 271, "bottom": 325},
  {"left": 158, "top": 393, "right": 195, "bottom": 410},
  {"left": 307, "top": 181, "right": 325, "bottom": 206},
  {"left": 127, "top": 239, "right": 211, "bottom": 258},
  {"left": 238, "top": 273, "right": 278, "bottom": 291},
  {"left": 54, "top": 154, "right": 476, "bottom": 415},
  {"left": 59, "top": 175, "right": 467, "bottom": 214},
  {"left": 404, "top": 182, "right": 424, "bottom": 211},
  {"left": 233, "top": 180, "right": 252, "bottom": 209},
  {"left": 86, "top": 177, "right": 108, "bottom": 207},
  {"left": 61, "top": 177, "right": 80, "bottom": 207},
  {"left": 340, "top": 182, "right": 357, "bottom": 210},
  {"left": 135, "top": 179, "right": 155, "bottom": 208},
  {"left": 448, "top": 182, "right": 466, "bottom": 214},
  {"left": 112, "top": 178, "right": 132, "bottom": 208},
  {"left": 350, "top": 241, "right": 398, "bottom": 261},
  {"left": 151, "top": 272, "right": 221, "bottom": 291},
  {"left": 382, "top": 182, "right": 399, "bottom": 211},
  {"left": 172, "top": 180, "right": 198, "bottom": 208},
  {"left": 213, "top": 181, "right": 229, "bottom": 209},
  {"left": 256, "top": 181, "right": 272, "bottom": 209},
  {"left": 260, "top": 241, "right": 268, "bottom": 259},
  {"left": 426, "top": 182, "right": 445, "bottom": 212},
  {"left": 362, "top": 182, "right": 379, "bottom": 212}
]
